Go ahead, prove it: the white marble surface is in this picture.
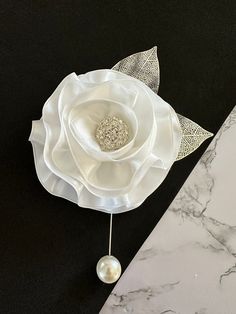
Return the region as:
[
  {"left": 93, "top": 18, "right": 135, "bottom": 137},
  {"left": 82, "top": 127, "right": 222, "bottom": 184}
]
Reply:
[{"left": 100, "top": 106, "right": 236, "bottom": 314}]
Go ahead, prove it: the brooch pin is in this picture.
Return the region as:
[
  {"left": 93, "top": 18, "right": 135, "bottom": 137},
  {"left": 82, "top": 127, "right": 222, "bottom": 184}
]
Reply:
[{"left": 29, "top": 47, "right": 213, "bottom": 284}]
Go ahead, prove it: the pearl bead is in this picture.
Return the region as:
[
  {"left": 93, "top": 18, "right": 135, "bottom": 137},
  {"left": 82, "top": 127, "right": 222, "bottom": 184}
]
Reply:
[{"left": 96, "top": 255, "right": 122, "bottom": 284}]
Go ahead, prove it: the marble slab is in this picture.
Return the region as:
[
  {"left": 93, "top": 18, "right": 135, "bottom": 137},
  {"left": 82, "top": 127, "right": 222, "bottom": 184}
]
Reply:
[{"left": 100, "top": 106, "right": 236, "bottom": 314}]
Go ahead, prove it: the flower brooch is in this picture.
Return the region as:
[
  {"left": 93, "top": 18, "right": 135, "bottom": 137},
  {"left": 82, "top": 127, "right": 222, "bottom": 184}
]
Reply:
[{"left": 29, "top": 47, "right": 213, "bottom": 283}]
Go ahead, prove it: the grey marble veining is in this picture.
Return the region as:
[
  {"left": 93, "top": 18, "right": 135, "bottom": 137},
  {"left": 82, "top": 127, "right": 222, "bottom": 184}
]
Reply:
[{"left": 100, "top": 106, "right": 236, "bottom": 314}]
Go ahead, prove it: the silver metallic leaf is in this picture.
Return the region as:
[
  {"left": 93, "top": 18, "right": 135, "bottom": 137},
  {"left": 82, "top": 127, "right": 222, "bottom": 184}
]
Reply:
[
  {"left": 112, "top": 46, "right": 160, "bottom": 94},
  {"left": 176, "top": 114, "right": 213, "bottom": 160}
]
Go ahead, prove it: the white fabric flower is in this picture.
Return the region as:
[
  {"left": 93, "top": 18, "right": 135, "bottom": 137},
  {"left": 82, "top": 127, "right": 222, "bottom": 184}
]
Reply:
[{"left": 29, "top": 70, "right": 182, "bottom": 213}]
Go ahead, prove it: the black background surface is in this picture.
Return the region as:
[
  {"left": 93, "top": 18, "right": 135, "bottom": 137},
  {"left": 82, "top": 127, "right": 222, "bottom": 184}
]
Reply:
[{"left": 0, "top": 1, "right": 235, "bottom": 313}]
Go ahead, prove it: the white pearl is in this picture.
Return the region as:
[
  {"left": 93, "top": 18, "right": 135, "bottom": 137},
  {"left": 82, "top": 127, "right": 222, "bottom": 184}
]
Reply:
[{"left": 96, "top": 255, "right": 122, "bottom": 284}]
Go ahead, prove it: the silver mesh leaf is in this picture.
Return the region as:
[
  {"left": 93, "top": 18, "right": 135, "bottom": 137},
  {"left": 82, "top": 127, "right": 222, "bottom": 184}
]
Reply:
[
  {"left": 112, "top": 46, "right": 160, "bottom": 94},
  {"left": 176, "top": 114, "right": 213, "bottom": 160}
]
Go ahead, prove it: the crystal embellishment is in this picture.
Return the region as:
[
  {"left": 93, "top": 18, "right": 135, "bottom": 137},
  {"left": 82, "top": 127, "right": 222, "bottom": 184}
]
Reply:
[{"left": 96, "top": 116, "right": 129, "bottom": 151}]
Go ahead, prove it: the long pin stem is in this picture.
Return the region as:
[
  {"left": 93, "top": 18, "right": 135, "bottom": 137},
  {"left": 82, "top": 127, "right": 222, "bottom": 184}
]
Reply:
[{"left": 108, "top": 214, "right": 113, "bottom": 256}]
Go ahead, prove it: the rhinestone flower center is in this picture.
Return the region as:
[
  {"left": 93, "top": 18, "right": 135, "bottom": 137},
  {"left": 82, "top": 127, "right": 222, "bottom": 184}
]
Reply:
[{"left": 95, "top": 116, "right": 129, "bottom": 151}]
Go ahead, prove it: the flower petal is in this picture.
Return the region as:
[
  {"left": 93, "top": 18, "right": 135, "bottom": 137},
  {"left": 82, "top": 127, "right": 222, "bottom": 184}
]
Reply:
[{"left": 29, "top": 124, "right": 80, "bottom": 204}]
